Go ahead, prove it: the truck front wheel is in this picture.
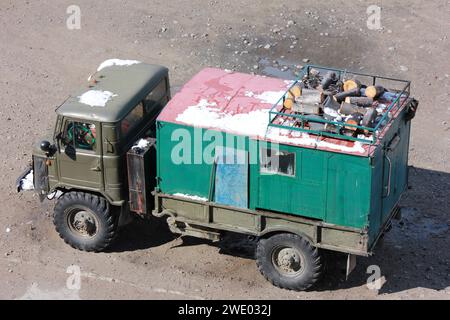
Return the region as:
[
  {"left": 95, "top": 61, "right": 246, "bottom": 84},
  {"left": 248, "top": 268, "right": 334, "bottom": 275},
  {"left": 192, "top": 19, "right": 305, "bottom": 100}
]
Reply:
[
  {"left": 256, "top": 233, "right": 322, "bottom": 291},
  {"left": 53, "top": 192, "right": 117, "bottom": 252}
]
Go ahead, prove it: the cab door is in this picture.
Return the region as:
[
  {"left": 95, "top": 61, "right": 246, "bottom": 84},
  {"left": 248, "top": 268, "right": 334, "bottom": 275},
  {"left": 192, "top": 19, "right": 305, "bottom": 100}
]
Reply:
[{"left": 57, "top": 118, "right": 104, "bottom": 190}]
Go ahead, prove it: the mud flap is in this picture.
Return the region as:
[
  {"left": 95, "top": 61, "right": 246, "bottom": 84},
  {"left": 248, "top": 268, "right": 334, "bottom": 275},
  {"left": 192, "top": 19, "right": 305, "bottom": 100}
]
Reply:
[
  {"left": 33, "top": 156, "right": 50, "bottom": 198},
  {"left": 346, "top": 254, "right": 357, "bottom": 280}
]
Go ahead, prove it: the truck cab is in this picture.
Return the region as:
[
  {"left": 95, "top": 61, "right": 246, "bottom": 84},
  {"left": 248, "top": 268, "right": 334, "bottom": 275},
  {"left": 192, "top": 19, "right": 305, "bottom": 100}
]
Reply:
[{"left": 18, "top": 60, "right": 169, "bottom": 251}]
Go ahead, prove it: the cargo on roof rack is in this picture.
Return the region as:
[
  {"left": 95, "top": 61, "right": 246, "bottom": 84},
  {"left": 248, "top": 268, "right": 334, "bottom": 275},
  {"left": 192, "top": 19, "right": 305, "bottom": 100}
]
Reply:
[{"left": 267, "top": 65, "right": 412, "bottom": 146}]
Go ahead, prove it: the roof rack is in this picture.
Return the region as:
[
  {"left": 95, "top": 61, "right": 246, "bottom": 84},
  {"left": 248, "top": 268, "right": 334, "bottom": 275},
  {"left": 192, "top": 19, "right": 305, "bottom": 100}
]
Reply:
[{"left": 266, "top": 65, "right": 411, "bottom": 144}]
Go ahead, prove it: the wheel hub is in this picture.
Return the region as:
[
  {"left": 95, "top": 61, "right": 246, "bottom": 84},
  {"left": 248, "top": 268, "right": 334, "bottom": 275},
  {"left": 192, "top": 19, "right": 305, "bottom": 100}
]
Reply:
[
  {"left": 273, "top": 247, "right": 303, "bottom": 275},
  {"left": 69, "top": 210, "right": 97, "bottom": 237}
]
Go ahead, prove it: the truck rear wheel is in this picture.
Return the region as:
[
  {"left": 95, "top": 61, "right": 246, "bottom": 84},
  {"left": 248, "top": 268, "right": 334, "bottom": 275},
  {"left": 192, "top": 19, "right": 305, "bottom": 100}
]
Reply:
[
  {"left": 256, "top": 233, "right": 322, "bottom": 291},
  {"left": 53, "top": 192, "right": 117, "bottom": 252}
]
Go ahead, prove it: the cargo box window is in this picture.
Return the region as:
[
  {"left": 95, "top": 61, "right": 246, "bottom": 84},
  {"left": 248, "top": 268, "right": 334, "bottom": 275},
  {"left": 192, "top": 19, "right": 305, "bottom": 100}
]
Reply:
[
  {"left": 144, "top": 78, "right": 167, "bottom": 115},
  {"left": 121, "top": 102, "right": 144, "bottom": 136},
  {"left": 260, "top": 148, "right": 295, "bottom": 176}
]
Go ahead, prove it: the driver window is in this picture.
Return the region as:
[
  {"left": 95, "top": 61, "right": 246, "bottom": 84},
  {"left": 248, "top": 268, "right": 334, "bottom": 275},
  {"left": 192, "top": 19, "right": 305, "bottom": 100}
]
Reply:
[{"left": 63, "top": 121, "right": 97, "bottom": 151}]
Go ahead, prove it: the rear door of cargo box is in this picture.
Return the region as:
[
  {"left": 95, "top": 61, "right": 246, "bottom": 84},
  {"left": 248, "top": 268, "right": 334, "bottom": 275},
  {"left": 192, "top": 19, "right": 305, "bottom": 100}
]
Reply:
[{"left": 380, "top": 115, "right": 411, "bottom": 222}]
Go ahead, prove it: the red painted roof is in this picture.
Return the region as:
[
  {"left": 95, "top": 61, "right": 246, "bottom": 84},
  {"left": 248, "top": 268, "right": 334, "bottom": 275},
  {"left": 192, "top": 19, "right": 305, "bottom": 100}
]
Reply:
[
  {"left": 158, "top": 67, "right": 290, "bottom": 122},
  {"left": 157, "top": 68, "right": 406, "bottom": 157}
]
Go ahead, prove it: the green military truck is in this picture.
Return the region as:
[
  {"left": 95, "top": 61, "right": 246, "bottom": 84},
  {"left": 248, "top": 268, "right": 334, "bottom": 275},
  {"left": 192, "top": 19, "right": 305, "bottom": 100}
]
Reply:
[{"left": 17, "top": 60, "right": 418, "bottom": 291}]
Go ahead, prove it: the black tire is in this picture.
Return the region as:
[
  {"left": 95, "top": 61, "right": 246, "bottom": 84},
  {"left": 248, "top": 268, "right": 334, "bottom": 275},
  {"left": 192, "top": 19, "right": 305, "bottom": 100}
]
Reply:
[
  {"left": 256, "top": 233, "right": 322, "bottom": 291},
  {"left": 53, "top": 191, "right": 117, "bottom": 252}
]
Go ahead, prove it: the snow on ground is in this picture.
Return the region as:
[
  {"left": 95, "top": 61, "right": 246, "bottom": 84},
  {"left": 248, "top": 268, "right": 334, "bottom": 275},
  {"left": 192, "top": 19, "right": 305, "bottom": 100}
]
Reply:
[
  {"left": 20, "top": 170, "right": 34, "bottom": 190},
  {"left": 173, "top": 193, "right": 208, "bottom": 202},
  {"left": 78, "top": 90, "right": 117, "bottom": 107},
  {"left": 97, "top": 59, "right": 141, "bottom": 72}
]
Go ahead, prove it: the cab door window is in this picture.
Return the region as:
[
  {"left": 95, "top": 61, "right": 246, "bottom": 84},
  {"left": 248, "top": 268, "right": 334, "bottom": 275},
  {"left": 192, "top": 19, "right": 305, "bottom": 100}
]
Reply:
[{"left": 63, "top": 121, "right": 97, "bottom": 151}]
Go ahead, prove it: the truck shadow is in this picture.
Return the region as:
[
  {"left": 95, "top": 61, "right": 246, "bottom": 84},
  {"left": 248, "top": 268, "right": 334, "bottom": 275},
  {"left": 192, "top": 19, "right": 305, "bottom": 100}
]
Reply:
[
  {"left": 107, "top": 167, "right": 449, "bottom": 295},
  {"left": 314, "top": 166, "right": 450, "bottom": 294},
  {"left": 215, "top": 166, "right": 450, "bottom": 295},
  {"left": 106, "top": 215, "right": 176, "bottom": 252}
]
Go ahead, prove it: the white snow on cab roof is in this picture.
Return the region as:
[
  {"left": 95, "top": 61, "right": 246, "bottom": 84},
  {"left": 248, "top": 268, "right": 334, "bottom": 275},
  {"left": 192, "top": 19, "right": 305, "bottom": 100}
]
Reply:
[
  {"left": 97, "top": 59, "right": 141, "bottom": 72},
  {"left": 78, "top": 90, "right": 117, "bottom": 107}
]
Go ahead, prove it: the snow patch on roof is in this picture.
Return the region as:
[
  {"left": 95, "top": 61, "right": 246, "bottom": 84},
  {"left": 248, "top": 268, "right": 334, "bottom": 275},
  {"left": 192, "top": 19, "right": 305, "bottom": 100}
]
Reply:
[
  {"left": 284, "top": 80, "right": 295, "bottom": 86},
  {"left": 175, "top": 98, "right": 367, "bottom": 154},
  {"left": 176, "top": 99, "right": 271, "bottom": 137},
  {"left": 266, "top": 128, "right": 366, "bottom": 153},
  {"left": 78, "top": 90, "right": 117, "bottom": 107},
  {"left": 254, "top": 90, "right": 286, "bottom": 105},
  {"left": 174, "top": 193, "right": 208, "bottom": 202},
  {"left": 97, "top": 59, "right": 141, "bottom": 72},
  {"left": 244, "top": 90, "right": 287, "bottom": 105}
]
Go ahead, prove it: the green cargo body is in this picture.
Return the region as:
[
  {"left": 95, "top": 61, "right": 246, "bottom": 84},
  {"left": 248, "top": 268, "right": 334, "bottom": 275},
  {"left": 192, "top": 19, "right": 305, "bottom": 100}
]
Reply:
[
  {"left": 156, "top": 104, "right": 410, "bottom": 250},
  {"left": 154, "top": 67, "right": 414, "bottom": 254}
]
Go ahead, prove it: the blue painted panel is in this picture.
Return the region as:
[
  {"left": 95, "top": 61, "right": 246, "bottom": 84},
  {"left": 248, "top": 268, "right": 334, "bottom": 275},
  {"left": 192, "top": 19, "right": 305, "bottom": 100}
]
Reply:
[{"left": 214, "top": 148, "right": 248, "bottom": 208}]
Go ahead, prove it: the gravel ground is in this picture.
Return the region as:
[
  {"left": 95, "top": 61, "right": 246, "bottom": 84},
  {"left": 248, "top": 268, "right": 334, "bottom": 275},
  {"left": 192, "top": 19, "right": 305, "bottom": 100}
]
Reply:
[{"left": 0, "top": 0, "right": 449, "bottom": 299}]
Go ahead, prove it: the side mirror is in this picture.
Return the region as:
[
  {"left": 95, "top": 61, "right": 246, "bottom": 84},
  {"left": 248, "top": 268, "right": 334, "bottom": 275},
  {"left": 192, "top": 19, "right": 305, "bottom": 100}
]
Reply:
[
  {"left": 40, "top": 140, "right": 52, "bottom": 152},
  {"left": 40, "top": 140, "right": 56, "bottom": 156}
]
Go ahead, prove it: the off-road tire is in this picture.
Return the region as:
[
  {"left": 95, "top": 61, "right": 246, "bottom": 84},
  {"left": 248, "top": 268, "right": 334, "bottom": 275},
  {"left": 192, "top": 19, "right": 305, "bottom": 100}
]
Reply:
[
  {"left": 53, "top": 191, "right": 117, "bottom": 252},
  {"left": 256, "top": 233, "right": 322, "bottom": 291}
]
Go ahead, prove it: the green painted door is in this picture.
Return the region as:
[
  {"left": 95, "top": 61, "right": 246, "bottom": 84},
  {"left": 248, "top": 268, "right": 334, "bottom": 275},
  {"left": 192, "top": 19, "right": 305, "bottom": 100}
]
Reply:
[
  {"left": 57, "top": 119, "right": 103, "bottom": 190},
  {"left": 256, "top": 145, "right": 327, "bottom": 221},
  {"left": 257, "top": 146, "right": 297, "bottom": 214},
  {"left": 381, "top": 126, "right": 408, "bottom": 222}
]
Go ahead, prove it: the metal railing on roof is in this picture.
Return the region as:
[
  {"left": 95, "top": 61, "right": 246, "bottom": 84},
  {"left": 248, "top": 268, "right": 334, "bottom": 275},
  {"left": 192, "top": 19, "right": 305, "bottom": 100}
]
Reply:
[{"left": 266, "top": 65, "right": 411, "bottom": 144}]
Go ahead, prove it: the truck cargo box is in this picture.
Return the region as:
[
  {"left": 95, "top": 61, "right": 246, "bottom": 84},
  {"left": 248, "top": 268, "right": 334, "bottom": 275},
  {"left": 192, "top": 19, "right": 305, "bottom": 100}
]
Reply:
[{"left": 155, "top": 66, "right": 415, "bottom": 249}]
